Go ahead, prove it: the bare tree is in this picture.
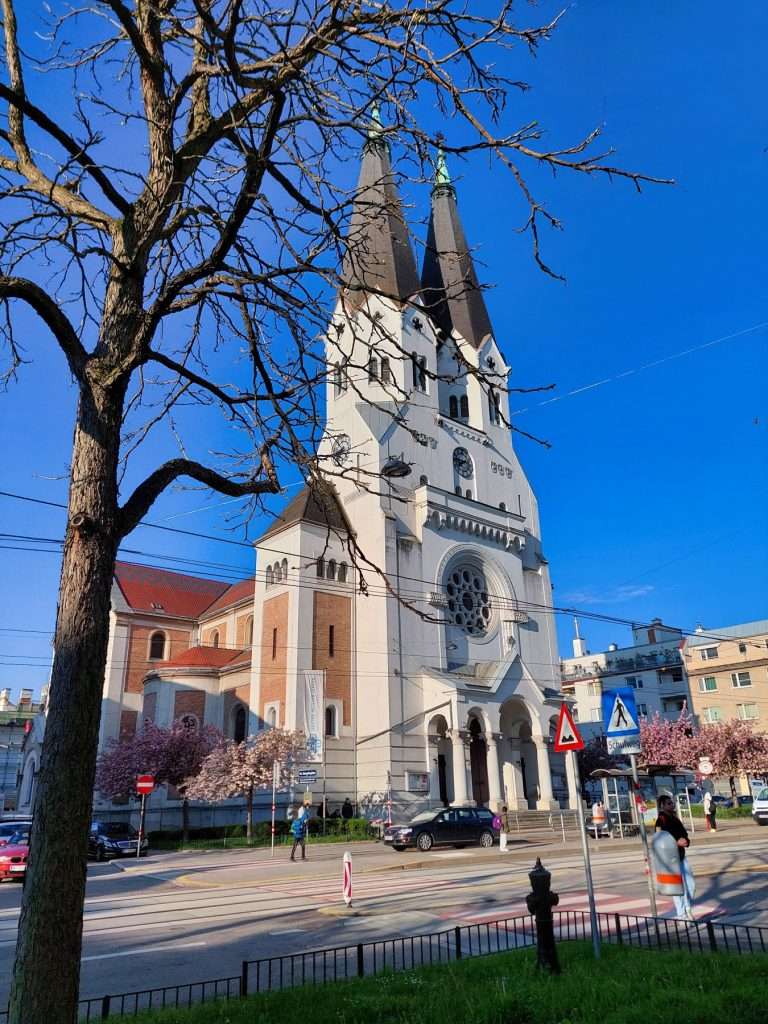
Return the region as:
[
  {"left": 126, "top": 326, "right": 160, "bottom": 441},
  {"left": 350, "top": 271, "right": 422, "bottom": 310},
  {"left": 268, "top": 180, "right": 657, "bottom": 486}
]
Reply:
[{"left": 0, "top": 2, "right": 668, "bottom": 1020}]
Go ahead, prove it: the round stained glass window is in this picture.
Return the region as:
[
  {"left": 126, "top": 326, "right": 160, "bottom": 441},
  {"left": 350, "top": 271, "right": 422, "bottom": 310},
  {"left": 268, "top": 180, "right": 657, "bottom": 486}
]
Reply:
[{"left": 445, "top": 564, "right": 491, "bottom": 636}]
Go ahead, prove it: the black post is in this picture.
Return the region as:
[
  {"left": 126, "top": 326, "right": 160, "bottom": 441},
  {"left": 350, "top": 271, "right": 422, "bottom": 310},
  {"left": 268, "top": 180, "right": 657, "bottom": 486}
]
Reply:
[
  {"left": 100, "top": 995, "right": 111, "bottom": 1020},
  {"left": 454, "top": 926, "right": 462, "bottom": 960},
  {"left": 706, "top": 921, "right": 718, "bottom": 953},
  {"left": 241, "top": 961, "right": 249, "bottom": 998},
  {"left": 525, "top": 858, "right": 560, "bottom": 974},
  {"left": 357, "top": 944, "right": 364, "bottom": 978}
]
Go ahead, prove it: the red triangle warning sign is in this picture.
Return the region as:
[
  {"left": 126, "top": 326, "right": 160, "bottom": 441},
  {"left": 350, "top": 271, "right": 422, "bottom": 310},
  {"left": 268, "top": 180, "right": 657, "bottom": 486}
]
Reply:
[{"left": 553, "top": 702, "right": 584, "bottom": 752}]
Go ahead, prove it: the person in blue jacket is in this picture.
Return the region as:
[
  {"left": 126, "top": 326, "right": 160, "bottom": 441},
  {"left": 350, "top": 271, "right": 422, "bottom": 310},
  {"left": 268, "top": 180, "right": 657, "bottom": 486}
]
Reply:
[{"left": 290, "top": 801, "right": 311, "bottom": 861}]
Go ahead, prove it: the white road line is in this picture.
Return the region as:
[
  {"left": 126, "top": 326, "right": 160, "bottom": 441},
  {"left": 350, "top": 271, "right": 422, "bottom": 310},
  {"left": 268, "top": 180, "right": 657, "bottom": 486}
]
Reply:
[
  {"left": 82, "top": 941, "right": 207, "bottom": 962},
  {"left": 268, "top": 929, "right": 306, "bottom": 936}
]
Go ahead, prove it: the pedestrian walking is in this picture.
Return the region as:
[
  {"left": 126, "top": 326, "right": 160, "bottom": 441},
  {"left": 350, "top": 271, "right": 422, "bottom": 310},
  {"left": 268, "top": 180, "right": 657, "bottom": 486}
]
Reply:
[
  {"left": 655, "top": 794, "right": 695, "bottom": 919},
  {"left": 703, "top": 790, "right": 718, "bottom": 833},
  {"left": 290, "top": 801, "right": 311, "bottom": 862},
  {"left": 341, "top": 798, "right": 354, "bottom": 820}
]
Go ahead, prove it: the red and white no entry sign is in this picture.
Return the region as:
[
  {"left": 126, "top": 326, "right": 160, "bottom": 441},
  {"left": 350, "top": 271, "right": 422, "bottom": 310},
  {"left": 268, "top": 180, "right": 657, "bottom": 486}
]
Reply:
[{"left": 136, "top": 774, "right": 155, "bottom": 795}]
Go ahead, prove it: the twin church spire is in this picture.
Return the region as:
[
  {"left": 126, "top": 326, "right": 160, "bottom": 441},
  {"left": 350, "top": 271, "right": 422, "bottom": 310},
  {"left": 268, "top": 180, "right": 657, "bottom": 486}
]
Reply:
[{"left": 340, "top": 117, "right": 494, "bottom": 351}]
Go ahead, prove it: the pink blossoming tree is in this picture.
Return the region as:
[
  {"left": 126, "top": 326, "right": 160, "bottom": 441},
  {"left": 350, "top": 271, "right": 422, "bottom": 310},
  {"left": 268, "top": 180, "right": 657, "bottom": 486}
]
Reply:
[
  {"left": 638, "top": 706, "right": 698, "bottom": 771},
  {"left": 95, "top": 720, "right": 223, "bottom": 839},
  {"left": 185, "top": 728, "right": 306, "bottom": 840},
  {"left": 697, "top": 719, "right": 768, "bottom": 805}
]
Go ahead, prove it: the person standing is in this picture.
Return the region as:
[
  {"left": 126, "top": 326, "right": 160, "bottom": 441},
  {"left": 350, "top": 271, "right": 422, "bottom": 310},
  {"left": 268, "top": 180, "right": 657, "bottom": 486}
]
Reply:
[
  {"left": 290, "top": 801, "right": 311, "bottom": 862},
  {"left": 703, "top": 790, "right": 718, "bottom": 833},
  {"left": 341, "top": 798, "right": 354, "bottom": 820},
  {"left": 655, "top": 794, "right": 694, "bottom": 919}
]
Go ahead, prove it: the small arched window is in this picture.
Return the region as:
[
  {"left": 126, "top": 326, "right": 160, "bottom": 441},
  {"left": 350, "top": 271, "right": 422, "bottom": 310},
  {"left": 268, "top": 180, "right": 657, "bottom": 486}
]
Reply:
[
  {"left": 149, "top": 631, "right": 166, "bottom": 660},
  {"left": 465, "top": 489, "right": 472, "bottom": 499},
  {"left": 489, "top": 389, "right": 501, "bottom": 425},
  {"left": 245, "top": 615, "right": 254, "bottom": 647},
  {"left": 337, "top": 562, "right": 348, "bottom": 583},
  {"left": 327, "top": 559, "right": 336, "bottom": 580},
  {"left": 419, "top": 475, "right": 428, "bottom": 487},
  {"left": 368, "top": 354, "right": 379, "bottom": 382},
  {"left": 380, "top": 358, "right": 391, "bottom": 384},
  {"left": 234, "top": 705, "right": 247, "bottom": 744},
  {"left": 281, "top": 558, "right": 288, "bottom": 580},
  {"left": 449, "top": 395, "right": 458, "bottom": 418},
  {"left": 275, "top": 561, "right": 283, "bottom": 582},
  {"left": 266, "top": 566, "right": 273, "bottom": 586},
  {"left": 267, "top": 706, "right": 277, "bottom": 728},
  {"left": 499, "top": 502, "right": 507, "bottom": 511},
  {"left": 455, "top": 486, "right": 462, "bottom": 496},
  {"left": 316, "top": 557, "right": 325, "bottom": 578},
  {"left": 210, "top": 630, "right": 220, "bottom": 648},
  {"left": 459, "top": 395, "right": 469, "bottom": 419},
  {"left": 325, "top": 705, "right": 337, "bottom": 737}
]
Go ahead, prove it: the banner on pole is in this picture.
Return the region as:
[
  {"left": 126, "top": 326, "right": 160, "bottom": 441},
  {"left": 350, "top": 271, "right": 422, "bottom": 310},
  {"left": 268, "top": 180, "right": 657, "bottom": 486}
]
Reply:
[{"left": 302, "top": 670, "right": 324, "bottom": 762}]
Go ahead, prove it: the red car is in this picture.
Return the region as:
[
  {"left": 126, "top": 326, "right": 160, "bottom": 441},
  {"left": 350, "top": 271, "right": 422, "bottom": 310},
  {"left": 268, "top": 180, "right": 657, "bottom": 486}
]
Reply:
[{"left": 0, "top": 832, "right": 29, "bottom": 882}]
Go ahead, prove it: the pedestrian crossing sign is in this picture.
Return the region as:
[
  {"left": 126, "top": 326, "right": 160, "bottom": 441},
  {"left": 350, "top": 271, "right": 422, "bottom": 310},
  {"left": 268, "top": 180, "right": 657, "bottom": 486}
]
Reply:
[
  {"left": 601, "top": 686, "right": 642, "bottom": 755},
  {"left": 553, "top": 702, "right": 584, "bottom": 752}
]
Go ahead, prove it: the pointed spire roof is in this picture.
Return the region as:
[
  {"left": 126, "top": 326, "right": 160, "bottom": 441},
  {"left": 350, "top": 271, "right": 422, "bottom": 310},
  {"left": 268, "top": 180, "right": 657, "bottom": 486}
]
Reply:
[
  {"left": 340, "top": 111, "right": 420, "bottom": 303},
  {"left": 420, "top": 149, "right": 494, "bottom": 349}
]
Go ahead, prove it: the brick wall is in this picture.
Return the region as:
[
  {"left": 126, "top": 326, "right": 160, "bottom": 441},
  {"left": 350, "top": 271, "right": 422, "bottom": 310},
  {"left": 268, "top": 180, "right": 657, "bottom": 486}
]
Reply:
[
  {"left": 202, "top": 623, "right": 227, "bottom": 647},
  {"left": 259, "top": 593, "right": 289, "bottom": 723},
  {"left": 124, "top": 625, "right": 191, "bottom": 694},
  {"left": 173, "top": 689, "right": 206, "bottom": 723},
  {"left": 235, "top": 613, "right": 255, "bottom": 649},
  {"left": 313, "top": 591, "right": 352, "bottom": 726}
]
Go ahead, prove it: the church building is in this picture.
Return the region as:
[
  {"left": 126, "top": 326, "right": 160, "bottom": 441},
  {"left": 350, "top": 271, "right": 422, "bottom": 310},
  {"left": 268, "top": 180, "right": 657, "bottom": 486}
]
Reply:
[{"left": 22, "top": 125, "right": 579, "bottom": 821}]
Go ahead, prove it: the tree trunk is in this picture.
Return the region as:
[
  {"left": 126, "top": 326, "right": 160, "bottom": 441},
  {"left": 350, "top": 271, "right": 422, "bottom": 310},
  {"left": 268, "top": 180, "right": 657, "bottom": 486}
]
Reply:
[
  {"left": 9, "top": 381, "right": 124, "bottom": 1024},
  {"left": 181, "top": 798, "right": 190, "bottom": 843},
  {"left": 246, "top": 786, "right": 254, "bottom": 843},
  {"left": 729, "top": 776, "right": 739, "bottom": 806}
]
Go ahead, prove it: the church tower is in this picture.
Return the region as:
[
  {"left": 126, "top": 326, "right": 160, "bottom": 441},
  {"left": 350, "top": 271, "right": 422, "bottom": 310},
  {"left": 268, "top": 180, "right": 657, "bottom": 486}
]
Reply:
[{"left": 315, "top": 129, "right": 575, "bottom": 815}]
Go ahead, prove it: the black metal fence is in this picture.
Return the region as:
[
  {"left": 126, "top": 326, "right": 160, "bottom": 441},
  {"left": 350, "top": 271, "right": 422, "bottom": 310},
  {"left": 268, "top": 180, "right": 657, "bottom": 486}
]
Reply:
[{"left": 1, "top": 910, "right": 765, "bottom": 1022}]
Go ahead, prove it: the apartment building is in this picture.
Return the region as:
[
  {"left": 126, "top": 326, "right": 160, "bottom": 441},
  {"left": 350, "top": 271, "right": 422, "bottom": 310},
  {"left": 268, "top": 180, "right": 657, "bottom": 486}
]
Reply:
[{"left": 684, "top": 620, "right": 768, "bottom": 729}]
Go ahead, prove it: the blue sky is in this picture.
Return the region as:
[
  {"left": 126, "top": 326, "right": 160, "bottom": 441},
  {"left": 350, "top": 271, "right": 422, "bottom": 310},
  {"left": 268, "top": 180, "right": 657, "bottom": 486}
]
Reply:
[{"left": 1, "top": 2, "right": 766, "bottom": 693}]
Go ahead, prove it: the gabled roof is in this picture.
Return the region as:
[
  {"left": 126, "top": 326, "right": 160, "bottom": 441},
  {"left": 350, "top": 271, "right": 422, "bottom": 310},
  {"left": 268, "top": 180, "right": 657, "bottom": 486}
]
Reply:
[
  {"left": 157, "top": 646, "right": 246, "bottom": 670},
  {"left": 421, "top": 158, "right": 494, "bottom": 350},
  {"left": 256, "top": 485, "right": 351, "bottom": 545},
  {"left": 201, "top": 577, "right": 256, "bottom": 618},
  {"left": 114, "top": 561, "right": 230, "bottom": 619},
  {"left": 340, "top": 130, "right": 420, "bottom": 303}
]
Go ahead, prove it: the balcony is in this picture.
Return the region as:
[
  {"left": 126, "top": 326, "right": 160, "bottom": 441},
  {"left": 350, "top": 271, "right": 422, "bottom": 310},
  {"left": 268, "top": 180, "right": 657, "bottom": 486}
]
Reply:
[
  {"left": 415, "top": 485, "right": 526, "bottom": 551},
  {"left": 562, "top": 647, "right": 683, "bottom": 682}
]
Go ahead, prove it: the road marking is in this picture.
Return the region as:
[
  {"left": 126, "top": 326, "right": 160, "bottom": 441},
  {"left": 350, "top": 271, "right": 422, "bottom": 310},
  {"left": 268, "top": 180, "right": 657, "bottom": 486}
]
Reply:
[
  {"left": 268, "top": 928, "right": 306, "bottom": 936},
  {"left": 82, "top": 941, "right": 207, "bottom": 962}
]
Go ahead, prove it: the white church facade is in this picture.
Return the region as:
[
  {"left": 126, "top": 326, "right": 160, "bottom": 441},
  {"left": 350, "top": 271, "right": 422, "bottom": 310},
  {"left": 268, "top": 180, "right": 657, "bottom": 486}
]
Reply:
[{"left": 19, "top": 128, "right": 578, "bottom": 820}]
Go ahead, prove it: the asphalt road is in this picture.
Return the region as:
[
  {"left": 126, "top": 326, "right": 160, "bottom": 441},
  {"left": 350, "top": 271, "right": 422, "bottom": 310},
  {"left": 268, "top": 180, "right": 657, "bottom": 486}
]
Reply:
[{"left": 0, "top": 830, "right": 766, "bottom": 1007}]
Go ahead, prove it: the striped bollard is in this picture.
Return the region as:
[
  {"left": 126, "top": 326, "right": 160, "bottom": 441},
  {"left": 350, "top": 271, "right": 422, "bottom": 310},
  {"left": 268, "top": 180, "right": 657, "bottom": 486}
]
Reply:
[{"left": 343, "top": 850, "right": 353, "bottom": 907}]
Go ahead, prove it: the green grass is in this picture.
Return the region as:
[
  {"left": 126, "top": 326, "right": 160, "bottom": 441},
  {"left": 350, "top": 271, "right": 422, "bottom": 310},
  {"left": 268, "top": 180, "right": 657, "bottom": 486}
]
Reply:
[{"left": 118, "top": 943, "right": 767, "bottom": 1024}]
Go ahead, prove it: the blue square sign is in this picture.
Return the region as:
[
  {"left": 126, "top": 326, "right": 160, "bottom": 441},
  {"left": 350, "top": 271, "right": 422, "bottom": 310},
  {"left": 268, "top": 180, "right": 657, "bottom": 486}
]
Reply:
[{"left": 601, "top": 686, "right": 641, "bottom": 756}]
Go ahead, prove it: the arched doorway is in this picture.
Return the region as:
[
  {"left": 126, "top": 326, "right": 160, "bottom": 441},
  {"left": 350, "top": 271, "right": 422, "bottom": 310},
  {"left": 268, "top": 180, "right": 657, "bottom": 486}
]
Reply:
[
  {"left": 427, "top": 714, "right": 452, "bottom": 805},
  {"left": 468, "top": 717, "right": 489, "bottom": 805},
  {"left": 499, "top": 699, "right": 537, "bottom": 810}
]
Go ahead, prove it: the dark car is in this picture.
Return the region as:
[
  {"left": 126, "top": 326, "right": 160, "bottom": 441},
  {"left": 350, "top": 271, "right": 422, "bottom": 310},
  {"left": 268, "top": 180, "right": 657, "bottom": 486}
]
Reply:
[
  {"left": 383, "top": 807, "right": 498, "bottom": 852},
  {"left": 89, "top": 822, "right": 148, "bottom": 860}
]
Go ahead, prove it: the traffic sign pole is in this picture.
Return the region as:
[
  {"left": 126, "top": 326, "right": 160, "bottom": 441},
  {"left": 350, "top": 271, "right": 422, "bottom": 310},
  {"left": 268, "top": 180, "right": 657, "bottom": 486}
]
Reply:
[
  {"left": 630, "top": 753, "right": 658, "bottom": 916},
  {"left": 570, "top": 751, "right": 601, "bottom": 959},
  {"left": 137, "top": 792, "right": 146, "bottom": 860},
  {"left": 270, "top": 761, "right": 278, "bottom": 859},
  {"left": 135, "top": 774, "right": 155, "bottom": 860}
]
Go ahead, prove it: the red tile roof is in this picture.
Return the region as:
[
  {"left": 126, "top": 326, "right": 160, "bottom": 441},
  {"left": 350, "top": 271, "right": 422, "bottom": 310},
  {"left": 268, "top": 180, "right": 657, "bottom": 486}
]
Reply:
[
  {"left": 114, "top": 562, "right": 230, "bottom": 619},
  {"left": 159, "top": 646, "right": 246, "bottom": 669},
  {"left": 201, "top": 577, "right": 255, "bottom": 618}
]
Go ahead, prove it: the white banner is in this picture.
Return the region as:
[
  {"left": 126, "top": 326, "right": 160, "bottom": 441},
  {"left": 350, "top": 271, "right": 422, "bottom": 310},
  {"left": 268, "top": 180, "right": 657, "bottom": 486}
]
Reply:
[{"left": 302, "top": 670, "right": 324, "bottom": 763}]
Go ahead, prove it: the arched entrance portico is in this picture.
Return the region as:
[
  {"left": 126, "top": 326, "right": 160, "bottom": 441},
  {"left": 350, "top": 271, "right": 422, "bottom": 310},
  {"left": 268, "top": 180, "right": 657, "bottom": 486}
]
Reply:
[
  {"left": 468, "top": 717, "right": 489, "bottom": 805},
  {"left": 499, "top": 699, "right": 558, "bottom": 810}
]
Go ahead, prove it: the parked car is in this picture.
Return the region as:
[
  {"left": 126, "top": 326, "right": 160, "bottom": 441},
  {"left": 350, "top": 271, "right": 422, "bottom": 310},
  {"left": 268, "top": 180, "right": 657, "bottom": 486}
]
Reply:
[
  {"left": 383, "top": 807, "right": 498, "bottom": 852},
  {"left": 0, "top": 831, "right": 29, "bottom": 882},
  {"left": 89, "top": 822, "right": 148, "bottom": 860},
  {"left": 711, "top": 795, "right": 732, "bottom": 807},
  {"left": 734, "top": 795, "right": 753, "bottom": 807},
  {"left": 752, "top": 787, "right": 768, "bottom": 826}
]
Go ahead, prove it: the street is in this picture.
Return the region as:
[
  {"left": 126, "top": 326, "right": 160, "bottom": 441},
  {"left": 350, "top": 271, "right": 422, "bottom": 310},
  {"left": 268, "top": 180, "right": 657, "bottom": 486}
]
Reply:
[{"left": 0, "top": 827, "right": 766, "bottom": 1007}]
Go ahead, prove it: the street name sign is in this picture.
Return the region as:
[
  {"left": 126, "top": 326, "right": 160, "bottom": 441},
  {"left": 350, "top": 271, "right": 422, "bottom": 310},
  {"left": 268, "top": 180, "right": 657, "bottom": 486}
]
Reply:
[
  {"left": 601, "top": 686, "right": 641, "bottom": 756},
  {"left": 553, "top": 702, "right": 584, "bottom": 752},
  {"left": 297, "top": 768, "right": 318, "bottom": 785}
]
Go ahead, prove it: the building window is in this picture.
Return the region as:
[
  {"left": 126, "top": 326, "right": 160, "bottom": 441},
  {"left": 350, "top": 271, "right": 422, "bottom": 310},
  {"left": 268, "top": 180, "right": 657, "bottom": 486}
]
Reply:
[
  {"left": 316, "top": 557, "right": 325, "bottom": 578},
  {"left": 233, "top": 705, "right": 247, "bottom": 743},
  {"left": 411, "top": 352, "right": 427, "bottom": 392},
  {"left": 368, "top": 353, "right": 378, "bottom": 382},
  {"left": 590, "top": 708, "right": 601, "bottom": 722},
  {"left": 327, "top": 559, "right": 336, "bottom": 580},
  {"left": 148, "top": 631, "right": 166, "bottom": 660},
  {"left": 245, "top": 615, "right": 254, "bottom": 647},
  {"left": 465, "top": 489, "right": 472, "bottom": 499},
  {"left": 738, "top": 703, "right": 759, "bottom": 720},
  {"left": 671, "top": 668, "right": 683, "bottom": 682},
  {"left": 210, "top": 630, "right": 220, "bottom": 648},
  {"left": 738, "top": 643, "right": 747, "bottom": 654},
  {"left": 587, "top": 682, "right": 601, "bottom": 697},
  {"left": 488, "top": 389, "right": 501, "bottom": 425},
  {"left": 266, "top": 566, "right": 273, "bottom": 586},
  {"left": 281, "top": 558, "right": 288, "bottom": 579},
  {"left": 445, "top": 563, "right": 492, "bottom": 637},
  {"left": 459, "top": 395, "right": 469, "bottom": 419},
  {"left": 334, "top": 361, "right": 347, "bottom": 394},
  {"left": 699, "top": 676, "right": 718, "bottom": 692},
  {"left": 703, "top": 707, "right": 722, "bottom": 724},
  {"left": 380, "top": 357, "right": 391, "bottom": 384},
  {"left": 267, "top": 706, "right": 277, "bottom": 728},
  {"left": 731, "top": 671, "right": 752, "bottom": 688},
  {"left": 271, "top": 627, "right": 277, "bottom": 660},
  {"left": 328, "top": 624, "right": 335, "bottom": 657},
  {"left": 337, "top": 562, "right": 348, "bottom": 583},
  {"left": 449, "top": 395, "right": 458, "bottom": 418},
  {"left": 700, "top": 647, "right": 719, "bottom": 660},
  {"left": 626, "top": 676, "right": 643, "bottom": 689},
  {"left": 638, "top": 703, "right": 648, "bottom": 716},
  {"left": 325, "top": 704, "right": 337, "bottom": 737}
]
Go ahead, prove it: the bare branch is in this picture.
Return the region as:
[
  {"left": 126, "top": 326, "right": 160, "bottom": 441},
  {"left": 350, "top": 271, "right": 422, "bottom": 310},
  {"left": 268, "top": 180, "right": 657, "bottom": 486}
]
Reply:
[{"left": 0, "top": 275, "right": 87, "bottom": 377}]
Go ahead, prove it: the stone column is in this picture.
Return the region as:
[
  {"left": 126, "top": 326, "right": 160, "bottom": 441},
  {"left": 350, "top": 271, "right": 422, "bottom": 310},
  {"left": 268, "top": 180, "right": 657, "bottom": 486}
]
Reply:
[
  {"left": 502, "top": 748, "right": 528, "bottom": 810},
  {"left": 533, "top": 735, "right": 559, "bottom": 810},
  {"left": 564, "top": 748, "right": 581, "bottom": 811},
  {"left": 486, "top": 735, "right": 503, "bottom": 809},
  {"left": 450, "top": 731, "right": 469, "bottom": 805}
]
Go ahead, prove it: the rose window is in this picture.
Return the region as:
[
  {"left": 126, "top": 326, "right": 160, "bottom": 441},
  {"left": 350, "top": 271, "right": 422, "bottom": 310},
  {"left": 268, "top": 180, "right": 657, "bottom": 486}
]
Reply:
[{"left": 445, "top": 565, "right": 491, "bottom": 636}]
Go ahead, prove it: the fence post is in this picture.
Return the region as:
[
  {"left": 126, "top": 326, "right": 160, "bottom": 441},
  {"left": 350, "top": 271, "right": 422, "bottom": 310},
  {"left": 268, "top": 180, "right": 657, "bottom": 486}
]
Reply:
[
  {"left": 614, "top": 913, "right": 623, "bottom": 945},
  {"left": 100, "top": 995, "right": 111, "bottom": 1020},
  {"left": 454, "top": 926, "right": 462, "bottom": 960},
  {"left": 706, "top": 922, "right": 718, "bottom": 953},
  {"left": 357, "top": 943, "right": 364, "bottom": 978},
  {"left": 241, "top": 960, "right": 249, "bottom": 998}
]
